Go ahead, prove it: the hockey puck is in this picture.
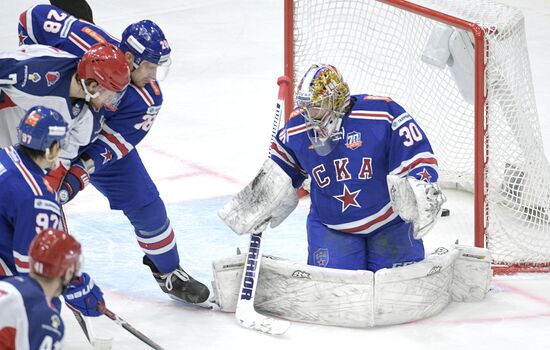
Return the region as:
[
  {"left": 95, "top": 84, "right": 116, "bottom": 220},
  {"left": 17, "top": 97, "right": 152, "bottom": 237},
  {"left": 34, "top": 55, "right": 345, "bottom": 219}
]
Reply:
[{"left": 441, "top": 208, "right": 450, "bottom": 217}]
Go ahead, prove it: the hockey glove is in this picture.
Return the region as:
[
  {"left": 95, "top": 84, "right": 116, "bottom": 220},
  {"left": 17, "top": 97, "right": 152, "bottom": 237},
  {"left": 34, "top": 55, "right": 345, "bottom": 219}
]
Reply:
[
  {"left": 45, "top": 163, "right": 69, "bottom": 192},
  {"left": 59, "top": 160, "right": 90, "bottom": 204},
  {"left": 64, "top": 272, "right": 104, "bottom": 317}
]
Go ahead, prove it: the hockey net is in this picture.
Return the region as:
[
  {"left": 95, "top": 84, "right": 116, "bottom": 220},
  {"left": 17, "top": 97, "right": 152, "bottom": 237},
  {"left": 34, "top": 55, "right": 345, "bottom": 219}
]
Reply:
[{"left": 284, "top": 0, "right": 550, "bottom": 273}]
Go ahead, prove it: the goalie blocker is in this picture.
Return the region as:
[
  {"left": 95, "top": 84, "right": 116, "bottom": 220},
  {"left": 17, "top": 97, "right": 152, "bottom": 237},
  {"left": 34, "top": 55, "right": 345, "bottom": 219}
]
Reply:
[
  {"left": 211, "top": 245, "right": 492, "bottom": 327},
  {"left": 218, "top": 158, "right": 298, "bottom": 235}
]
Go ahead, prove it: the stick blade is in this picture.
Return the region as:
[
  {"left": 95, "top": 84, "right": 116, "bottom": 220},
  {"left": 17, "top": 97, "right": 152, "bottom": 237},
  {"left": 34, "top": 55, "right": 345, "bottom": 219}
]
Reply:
[
  {"left": 236, "top": 310, "right": 291, "bottom": 335},
  {"left": 92, "top": 337, "right": 114, "bottom": 350}
]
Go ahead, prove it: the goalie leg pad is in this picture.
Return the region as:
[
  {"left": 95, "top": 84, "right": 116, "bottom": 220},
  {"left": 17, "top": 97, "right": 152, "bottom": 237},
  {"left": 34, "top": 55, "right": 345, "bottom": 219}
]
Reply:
[
  {"left": 451, "top": 245, "right": 492, "bottom": 302},
  {"left": 211, "top": 245, "right": 487, "bottom": 327},
  {"left": 218, "top": 158, "right": 298, "bottom": 235},
  {"left": 212, "top": 253, "right": 375, "bottom": 327},
  {"left": 374, "top": 246, "right": 458, "bottom": 326}
]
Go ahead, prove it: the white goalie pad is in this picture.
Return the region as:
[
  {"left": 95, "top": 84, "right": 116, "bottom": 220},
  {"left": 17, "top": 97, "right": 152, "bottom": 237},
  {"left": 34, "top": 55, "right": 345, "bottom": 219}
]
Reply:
[
  {"left": 452, "top": 245, "right": 492, "bottom": 302},
  {"left": 387, "top": 175, "right": 446, "bottom": 239},
  {"left": 218, "top": 158, "right": 299, "bottom": 235},
  {"left": 212, "top": 254, "right": 375, "bottom": 327},
  {"left": 211, "top": 245, "right": 491, "bottom": 328},
  {"left": 374, "top": 246, "right": 457, "bottom": 326},
  {"left": 421, "top": 24, "right": 475, "bottom": 104}
]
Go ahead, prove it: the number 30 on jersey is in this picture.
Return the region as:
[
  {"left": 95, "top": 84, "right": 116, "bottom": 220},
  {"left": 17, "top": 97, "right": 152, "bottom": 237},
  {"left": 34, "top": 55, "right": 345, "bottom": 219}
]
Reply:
[{"left": 399, "top": 123, "right": 423, "bottom": 147}]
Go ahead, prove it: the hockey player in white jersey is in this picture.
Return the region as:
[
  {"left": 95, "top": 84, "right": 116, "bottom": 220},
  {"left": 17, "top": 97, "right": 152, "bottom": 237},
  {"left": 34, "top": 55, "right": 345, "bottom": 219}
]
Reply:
[
  {"left": 0, "top": 228, "right": 81, "bottom": 349},
  {"left": 220, "top": 64, "right": 446, "bottom": 271},
  {"left": 0, "top": 42, "right": 130, "bottom": 166}
]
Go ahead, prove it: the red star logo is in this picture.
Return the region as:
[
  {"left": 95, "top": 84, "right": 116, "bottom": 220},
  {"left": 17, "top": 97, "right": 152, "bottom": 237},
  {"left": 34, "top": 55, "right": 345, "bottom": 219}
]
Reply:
[
  {"left": 418, "top": 168, "right": 432, "bottom": 182},
  {"left": 333, "top": 184, "right": 361, "bottom": 212},
  {"left": 100, "top": 149, "right": 113, "bottom": 164},
  {"left": 18, "top": 32, "right": 28, "bottom": 45}
]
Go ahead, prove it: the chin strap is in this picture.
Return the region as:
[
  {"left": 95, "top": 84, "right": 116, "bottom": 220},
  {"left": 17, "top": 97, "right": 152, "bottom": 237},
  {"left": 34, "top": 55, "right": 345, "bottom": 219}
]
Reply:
[{"left": 80, "top": 79, "right": 100, "bottom": 102}]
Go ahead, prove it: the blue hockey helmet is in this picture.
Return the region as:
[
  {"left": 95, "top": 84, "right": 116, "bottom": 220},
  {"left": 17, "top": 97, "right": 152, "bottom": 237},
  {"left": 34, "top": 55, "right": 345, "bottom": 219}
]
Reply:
[
  {"left": 18, "top": 106, "right": 68, "bottom": 151},
  {"left": 120, "top": 20, "right": 171, "bottom": 68}
]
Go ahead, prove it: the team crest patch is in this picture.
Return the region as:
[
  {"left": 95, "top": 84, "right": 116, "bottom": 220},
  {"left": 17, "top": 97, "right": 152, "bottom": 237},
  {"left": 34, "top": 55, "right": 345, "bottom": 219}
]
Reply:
[
  {"left": 51, "top": 315, "right": 61, "bottom": 329},
  {"left": 314, "top": 248, "right": 329, "bottom": 267},
  {"left": 345, "top": 131, "right": 362, "bottom": 150},
  {"left": 46, "top": 71, "right": 60, "bottom": 86},
  {"left": 28, "top": 72, "right": 41, "bottom": 83},
  {"left": 72, "top": 103, "right": 82, "bottom": 117}
]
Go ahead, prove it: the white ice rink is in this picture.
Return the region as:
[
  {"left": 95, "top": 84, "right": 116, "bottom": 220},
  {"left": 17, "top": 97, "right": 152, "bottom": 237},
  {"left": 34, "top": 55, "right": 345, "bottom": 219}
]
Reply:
[{"left": 2, "top": 0, "right": 550, "bottom": 349}]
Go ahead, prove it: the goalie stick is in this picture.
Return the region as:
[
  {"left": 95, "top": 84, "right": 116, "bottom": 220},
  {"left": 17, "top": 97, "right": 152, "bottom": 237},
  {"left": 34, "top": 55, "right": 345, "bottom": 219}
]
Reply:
[{"left": 235, "top": 76, "right": 292, "bottom": 335}]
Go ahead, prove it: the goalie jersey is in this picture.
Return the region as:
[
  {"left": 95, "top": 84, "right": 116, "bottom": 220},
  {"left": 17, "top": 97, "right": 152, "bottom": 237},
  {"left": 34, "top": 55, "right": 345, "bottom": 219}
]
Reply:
[
  {"left": 0, "top": 146, "right": 61, "bottom": 277},
  {"left": 19, "top": 4, "right": 163, "bottom": 172},
  {"left": 270, "top": 95, "right": 439, "bottom": 235},
  {"left": 0, "top": 276, "right": 64, "bottom": 349}
]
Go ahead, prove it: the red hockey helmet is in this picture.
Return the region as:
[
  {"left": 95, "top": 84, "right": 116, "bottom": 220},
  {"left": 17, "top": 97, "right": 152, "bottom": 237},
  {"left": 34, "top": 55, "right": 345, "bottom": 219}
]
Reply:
[
  {"left": 28, "top": 229, "right": 82, "bottom": 278},
  {"left": 77, "top": 42, "right": 130, "bottom": 92}
]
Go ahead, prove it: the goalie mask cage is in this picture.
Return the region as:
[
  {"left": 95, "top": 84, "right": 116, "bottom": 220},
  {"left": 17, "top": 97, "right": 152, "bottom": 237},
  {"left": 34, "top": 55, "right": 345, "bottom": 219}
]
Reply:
[{"left": 284, "top": 0, "right": 550, "bottom": 274}]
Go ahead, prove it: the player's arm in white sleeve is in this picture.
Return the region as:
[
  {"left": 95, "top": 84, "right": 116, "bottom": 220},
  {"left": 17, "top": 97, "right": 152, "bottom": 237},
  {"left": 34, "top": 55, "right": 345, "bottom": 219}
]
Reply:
[
  {"left": 57, "top": 109, "right": 95, "bottom": 167},
  {"left": 386, "top": 104, "right": 446, "bottom": 239},
  {"left": 218, "top": 129, "right": 307, "bottom": 235}
]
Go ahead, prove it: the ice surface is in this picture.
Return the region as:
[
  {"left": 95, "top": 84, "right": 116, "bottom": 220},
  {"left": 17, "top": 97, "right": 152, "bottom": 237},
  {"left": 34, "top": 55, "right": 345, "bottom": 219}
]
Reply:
[{"left": 2, "top": 1, "right": 550, "bottom": 349}]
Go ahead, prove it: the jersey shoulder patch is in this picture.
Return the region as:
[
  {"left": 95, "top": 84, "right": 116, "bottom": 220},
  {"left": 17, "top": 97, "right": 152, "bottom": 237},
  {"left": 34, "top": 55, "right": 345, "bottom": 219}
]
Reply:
[{"left": 129, "top": 82, "right": 163, "bottom": 107}]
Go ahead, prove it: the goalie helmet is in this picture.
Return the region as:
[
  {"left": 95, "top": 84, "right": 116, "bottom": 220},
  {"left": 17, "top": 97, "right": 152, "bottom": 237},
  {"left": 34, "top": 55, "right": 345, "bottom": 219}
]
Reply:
[
  {"left": 18, "top": 106, "right": 68, "bottom": 151},
  {"left": 120, "top": 20, "right": 171, "bottom": 68},
  {"left": 296, "top": 64, "right": 350, "bottom": 156},
  {"left": 28, "top": 229, "right": 82, "bottom": 278}
]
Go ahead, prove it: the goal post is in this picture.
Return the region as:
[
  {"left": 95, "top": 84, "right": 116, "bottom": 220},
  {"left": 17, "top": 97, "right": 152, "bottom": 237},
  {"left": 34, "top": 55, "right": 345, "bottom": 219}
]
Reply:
[{"left": 284, "top": 0, "right": 550, "bottom": 273}]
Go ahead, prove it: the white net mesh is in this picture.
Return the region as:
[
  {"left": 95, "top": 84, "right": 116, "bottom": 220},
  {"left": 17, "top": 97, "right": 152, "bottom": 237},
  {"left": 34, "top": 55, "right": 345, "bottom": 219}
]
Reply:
[{"left": 290, "top": 0, "right": 550, "bottom": 266}]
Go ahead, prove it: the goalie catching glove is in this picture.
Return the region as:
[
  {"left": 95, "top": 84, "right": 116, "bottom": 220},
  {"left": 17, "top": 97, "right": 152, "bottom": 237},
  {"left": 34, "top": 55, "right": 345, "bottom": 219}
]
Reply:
[
  {"left": 219, "top": 158, "right": 299, "bottom": 235},
  {"left": 387, "top": 175, "right": 446, "bottom": 239}
]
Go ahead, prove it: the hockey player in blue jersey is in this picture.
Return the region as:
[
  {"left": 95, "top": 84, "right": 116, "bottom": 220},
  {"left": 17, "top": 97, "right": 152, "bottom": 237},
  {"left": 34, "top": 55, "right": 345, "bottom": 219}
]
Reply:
[
  {"left": 220, "top": 64, "right": 446, "bottom": 271},
  {"left": 0, "top": 41, "right": 131, "bottom": 167},
  {"left": 0, "top": 228, "right": 81, "bottom": 350},
  {"left": 0, "top": 106, "right": 68, "bottom": 277},
  {"left": 0, "top": 106, "right": 104, "bottom": 320},
  {"left": 19, "top": 4, "right": 210, "bottom": 304}
]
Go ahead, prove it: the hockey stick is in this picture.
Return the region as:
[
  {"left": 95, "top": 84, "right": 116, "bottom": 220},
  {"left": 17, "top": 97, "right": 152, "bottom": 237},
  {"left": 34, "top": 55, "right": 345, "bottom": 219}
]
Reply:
[
  {"left": 60, "top": 207, "right": 114, "bottom": 349},
  {"left": 97, "top": 303, "right": 165, "bottom": 350},
  {"left": 234, "top": 76, "right": 292, "bottom": 335}
]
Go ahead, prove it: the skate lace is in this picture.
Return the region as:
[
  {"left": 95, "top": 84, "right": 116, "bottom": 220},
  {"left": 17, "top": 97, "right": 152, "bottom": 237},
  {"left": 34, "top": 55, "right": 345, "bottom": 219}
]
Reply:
[{"left": 163, "top": 268, "right": 190, "bottom": 291}]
